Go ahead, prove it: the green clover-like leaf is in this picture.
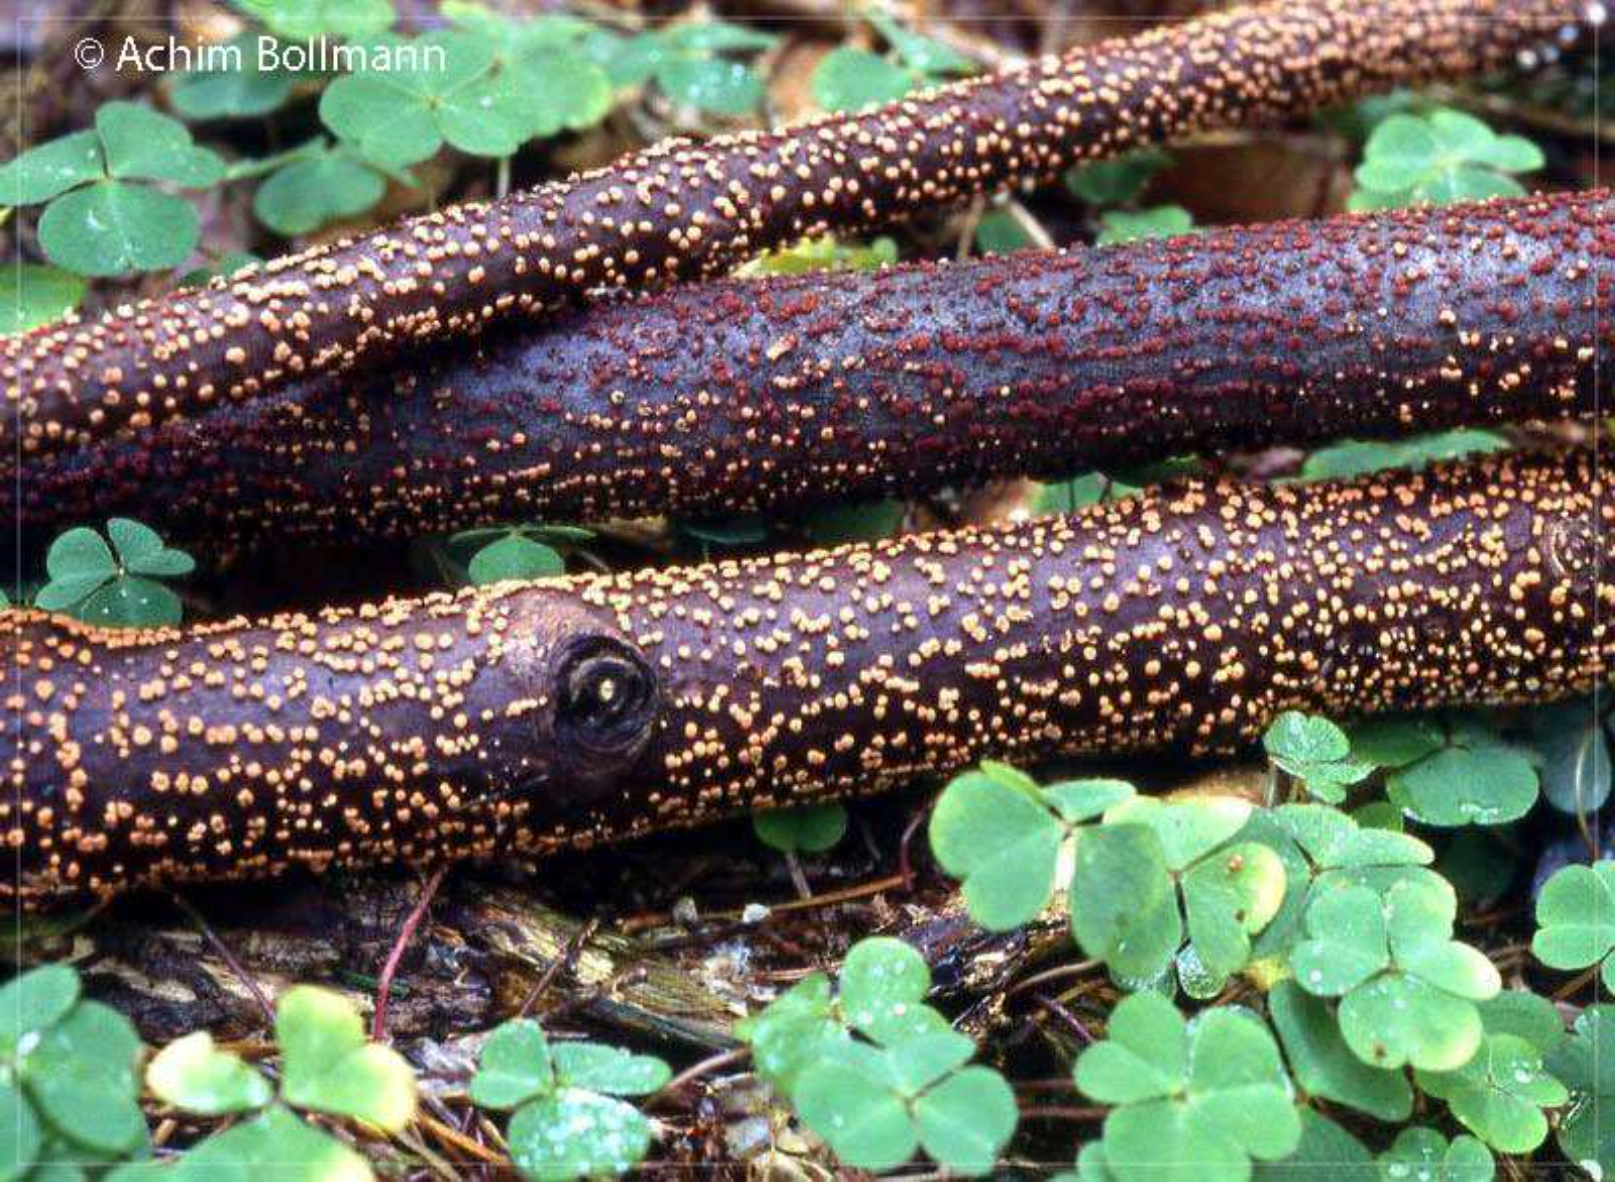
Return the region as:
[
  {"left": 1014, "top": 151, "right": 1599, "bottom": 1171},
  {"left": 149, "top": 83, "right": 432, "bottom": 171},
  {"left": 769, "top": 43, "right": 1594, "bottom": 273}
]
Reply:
[
  {"left": 578, "top": 29, "right": 664, "bottom": 89},
  {"left": 1065, "top": 148, "right": 1171, "bottom": 207},
  {"left": 882, "top": 1030, "right": 975, "bottom": 1096},
  {"left": 1072, "top": 991, "right": 1188, "bottom": 1104},
  {"left": 253, "top": 148, "right": 387, "bottom": 237},
  {"left": 1250, "top": 1109, "right": 1373, "bottom": 1180},
  {"left": 1376, "top": 1127, "right": 1493, "bottom": 1182},
  {"left": 1184, "top": 1010, "right": 1301, "bottom": 1161},
  {"left": 107, "top": 518, "right": 195, "bottom": 578},
  {"left": 1266, "top": 712, "right": 1352, "bottom": 765},
  {"left": 470, "top": 1018, "right": 554, "bottom": 1110},
  {"left": 1291, "top": 879, "right": 1497, "bottom": 1071},
  {"left": 1478, "top": 989, "right": 1564, "bottom": 1053},
  {"left": 1096, "top": 205, "right": 1194, "bottom": 246},
  {"left": 1103, "top": 797, "right": 1252, "bottom": 871},
  {"left": 20, "top": 1001, "right": 146, "bottom": 1155},
  {"left": 662, "top": 20, "right": 778, "bottom": 53},
  {"left": 237, "top": 0, "right": 395, "bottom": 42},
  {"left": 35, "top": 527, "right": 118, "bottom": 611},
  {"left": 507, "top": 1089, "right": 655, "bottom": 1182},
  {"left": 550, "top": 1042, "right": 670, "bottom": 1097},
  {"left": 321, "top": 30, "right": 530, "bottom": 166},
  {"left": 511, "top": 53, "right": 614, "bottom": 139},
  {"left": 0, "top": 131, "right": 103, "bottom": 206},
  {"left": 1299, "top": 429, "right": 1508, "bottom": 482},
  {"left": 1352, "top": 107, "right": 1543, "bottom": 209},
  {"left": 792, "top": 1033, "right": 1013, "bottom": 1176},
  {"left": 168, "top": 35, "right": 300, "bottom": 121},
  {"left": 1269, "top": 804, "right": 1432, "bottom": 870},
  {"left": 812, "top": 47, "right": 915, "bottom": 113},
  {"left": 35, "top": 520, "right": 195, "bottom": 627},
  {"left": 1182, "top": 841, "right": 1287, "bottom": 981},
  {"left": 1071, "top": 822, "right": 1182, "bottom": 981},
  {"left": 1388, "top": 742, "right": 1539, "bottom": 827},
  {"left": 0, "top": 265, "right": 86, "bottom": 335},
  {"left": 1045, "top": 779, "right": 1137, "bottom": 823},
  {"left": 1290, "top": 884, "right": 1389, "bottom": 995},
  {"left": 38, "top": 183, "right": 199, "bottom": 277},
  {"left": 466, "top": 533, "right": 565, "bottom": 585},
  {"left": 869, "top": 14, "right": 973, "bottom": 76},
  {"left": 930, "top": 769, "right": 1064, "bottom": 930},
  {"left": 156, "top": 1103, "right": 371, "bottom": 1182},
  {"left": 1417, "top": 1032, "right": 1569, "bottom": 1153},
  {"left": 75, "top": 578, "right": 185, "bottom": 629},
  {"left": 838, "top": 937, "right": 935, "bottom": 1045},
  {"left": 94, "top": 102, "right": 224, "bottom": 187},
  {"left": 972, "top": 208, "right": 1033, "bottom": 255},
  {"left": 1340, "top": 973, "right": 1487, "bottom": 1075},
  {"left": 1263, "top": 713, "right": 1374, "bottom": 803},
  {"left": 736, "top": 974, "right": 840, "bottom": 1090},
  {"left": 655, "top": 55, "right": 764, "bottom": 116},
  {"left": 0, "top": 965, "right": 81, "bottom": 1054},
  {"left": 1533, "top": 861, "right": 1615, "bottom": 990},
  {"left": 931, "top": 767, "right": 1134, "bottom": 932},
  {"left": 146, "top": 1031, "right": 274, "bottom": 1116},
  {"left": 752, "top": 802, "right": 847, "bottom": 854},
  {"left": 1269, "top": 981, "right": 1412, "bottom": 1121},
  {"left": 276, "top": 985, "right": 416, "bottom": 1131},
  {"left": 912, "top": 1065, "right": 1018, "bottom": 1177},
  {"left": 1545, "top": 1004, "right": 1614, "bottom": 1180},
  {"left": 1348, "top": 717, "right": 1446, "bottom": 768},
  {"left": 0, "top": 1080, "right": 42, "bottom": 1182},
  {"left": 792, "top": 1054, "right": 917, "bottom": 1172},
  {"left": 1073, "top": 994, "right": 1300, "bottom": 1181}
]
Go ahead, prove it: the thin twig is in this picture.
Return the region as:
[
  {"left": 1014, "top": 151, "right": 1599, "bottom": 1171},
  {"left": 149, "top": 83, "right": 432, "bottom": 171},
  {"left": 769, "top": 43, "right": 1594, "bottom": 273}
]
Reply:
[
  {"left": 168, "top": 890, "right": 275, "bottom": 1027},
  {"left": 897, "top": 804, "right": 930, "bottom": 892},
  {"left": 416, "top": 1110, "right": 507, "bottom": 1166},
  {"left": 1028, "top": 993, "right": 1095, "bottom": 1044},
  {"left": 515, "top": 918, "right": 600, "bottom": 1019},
  {"left": 1019, "top": 1106, "right": 1108, "bottom": 1122},
  {"left": 621, "top": 873, "right": 908, "bottom": 933},
  {"left": 1006, "top": 959, "right": 1100, "bottom": 998},
  {"left": 1551, "top": 963, "right": 1601, "bottom": 1002},
  {"left": 647, "top": 1047, "right": 752, "bottom": 1109},
  {"left": 392, "top": 1126, "right": 459, "bottom": 1182},
  {"left": 784, "top": 850, "right": 813, "bottom": 900},
  {"left": 1004, "top": 199, "right": 1056, "bottom": 251},
  {"left": 371, "top": 865, "right": 449, "bottom": 1043}
]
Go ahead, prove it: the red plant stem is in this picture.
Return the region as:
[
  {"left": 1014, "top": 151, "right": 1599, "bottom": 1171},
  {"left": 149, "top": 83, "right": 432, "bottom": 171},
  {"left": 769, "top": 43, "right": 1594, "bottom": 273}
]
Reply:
[
  {"left": 2, "top": 0, "right": 1597, "bottom": 461},
  {"left": 371, "top": 864, "right": 449, "bottom": 1044}
]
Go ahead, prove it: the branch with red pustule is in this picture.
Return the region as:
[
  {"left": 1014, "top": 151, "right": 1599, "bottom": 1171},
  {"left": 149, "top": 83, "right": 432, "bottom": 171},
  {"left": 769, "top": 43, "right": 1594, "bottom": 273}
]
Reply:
[
  {"left": 3, "top": 0, "right": 1600, "bottom": 462},
  {"left": 14, "top": 190, "right": 1611, "bottom": 552}
]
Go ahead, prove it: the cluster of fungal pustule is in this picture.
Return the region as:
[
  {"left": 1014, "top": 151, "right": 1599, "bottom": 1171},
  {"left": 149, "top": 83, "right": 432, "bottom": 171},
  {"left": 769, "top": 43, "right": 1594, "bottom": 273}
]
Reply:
[
  {"left": 2, "top": 0, "right": 1599, "bottom": 461},
  {"left": 4, "top": 448, "right": 1608, "bottom": 908},
  {"left": 12, "top": 190, "right": 1610, "bottom": 549}
]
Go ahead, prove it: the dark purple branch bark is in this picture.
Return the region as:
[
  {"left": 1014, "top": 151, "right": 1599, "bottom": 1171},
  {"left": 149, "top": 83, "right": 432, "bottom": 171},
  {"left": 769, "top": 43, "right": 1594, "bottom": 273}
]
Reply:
[
  {"left": 3, "top": 0, "right": 1598, "bottom": 460},
  {"left": 15, "top": 191, "right": 1611, "bottom": 548},
  {"left": 5, "top": 446, "right": 1608, "bottom": 908}
]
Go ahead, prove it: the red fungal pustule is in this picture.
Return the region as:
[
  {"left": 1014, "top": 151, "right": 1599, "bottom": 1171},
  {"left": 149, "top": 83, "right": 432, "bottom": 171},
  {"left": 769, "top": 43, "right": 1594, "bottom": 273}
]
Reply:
[
  {"left": 14, "top": 191, "right": 1611, "bottom": 550},
  {"left": 2, "top": 0, "right": 1599, "bottom": 462},
  {"left": 4, "top": 447, "right": 1608, "bottom": 909}
]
